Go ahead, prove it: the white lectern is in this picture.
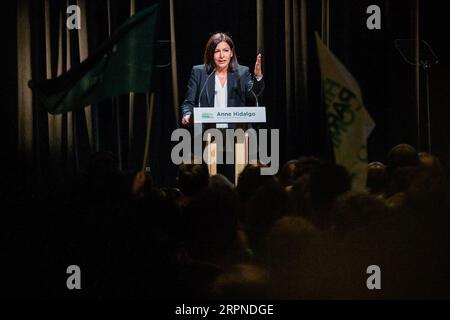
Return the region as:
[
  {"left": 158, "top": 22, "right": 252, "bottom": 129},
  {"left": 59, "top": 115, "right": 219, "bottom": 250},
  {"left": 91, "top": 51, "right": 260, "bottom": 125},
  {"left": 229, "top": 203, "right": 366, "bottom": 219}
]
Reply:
[{"left": 193, "top": 107, "right": 266, "bottom": 185}]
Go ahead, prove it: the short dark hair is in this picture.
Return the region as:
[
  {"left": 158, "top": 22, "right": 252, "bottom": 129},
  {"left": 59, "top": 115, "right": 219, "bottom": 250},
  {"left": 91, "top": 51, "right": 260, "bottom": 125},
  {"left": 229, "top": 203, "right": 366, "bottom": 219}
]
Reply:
[
  {"left": 309, "top": 163, "right": 352, "bottom": 212},
  {"left": 386, "top": 143, "right": 419, "bottom": 175},
  {"left": 203, "top": 32, "right": 239, "bottom": 74},
  {"left": 177, "top": 163, "right": 209, "bottom": 197}
]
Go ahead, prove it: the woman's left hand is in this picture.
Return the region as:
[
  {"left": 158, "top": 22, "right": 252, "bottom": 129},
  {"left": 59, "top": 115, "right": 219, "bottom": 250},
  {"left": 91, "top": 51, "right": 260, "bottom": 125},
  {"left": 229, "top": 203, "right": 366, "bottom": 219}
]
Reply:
[{"left": 254, "top": 53, "right": 262, "bottom": 79}]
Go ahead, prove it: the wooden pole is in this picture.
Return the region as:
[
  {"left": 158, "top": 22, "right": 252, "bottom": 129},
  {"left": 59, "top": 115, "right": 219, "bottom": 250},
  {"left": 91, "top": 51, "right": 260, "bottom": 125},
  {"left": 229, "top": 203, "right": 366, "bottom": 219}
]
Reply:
[
  {"left": 285, "top": 0, "right": 292, "bottom": 158},
  {"left": 169, "top": 0, "right": 180, "bottom": 127},
  {"left": 142, "top": 92, "right": 155, "bottom": 171},
  {"left": 256, "top": 0, "right": 264, "bottom": 54},
  {"left": 128, "top": 0, "right": 136, "bottom": 157},
  {"left": 415, "top": 0, "right": 421, "bottom": 150}
]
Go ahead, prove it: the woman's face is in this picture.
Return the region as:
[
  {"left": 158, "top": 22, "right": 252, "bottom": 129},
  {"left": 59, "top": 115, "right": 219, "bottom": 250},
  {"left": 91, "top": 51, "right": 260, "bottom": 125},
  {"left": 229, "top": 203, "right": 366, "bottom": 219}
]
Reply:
[{"left": 213, "top": 41, "right": 233, "bottom": 70}]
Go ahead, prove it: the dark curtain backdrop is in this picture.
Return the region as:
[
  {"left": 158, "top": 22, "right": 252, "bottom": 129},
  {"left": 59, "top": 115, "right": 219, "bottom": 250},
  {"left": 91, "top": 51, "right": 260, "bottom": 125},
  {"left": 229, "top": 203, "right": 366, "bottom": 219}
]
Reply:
[
  {"left": 6, "top": 0, "right": 450, "bottom": 193},
  {"left": 421, "top": 2, "right": 450, "bottom": 170},
  {"left": 330, "top": 0, "right": 418, "bottom": 161},
  {"left": 1, "top": 2, "right": 18, "bottom": 175}
]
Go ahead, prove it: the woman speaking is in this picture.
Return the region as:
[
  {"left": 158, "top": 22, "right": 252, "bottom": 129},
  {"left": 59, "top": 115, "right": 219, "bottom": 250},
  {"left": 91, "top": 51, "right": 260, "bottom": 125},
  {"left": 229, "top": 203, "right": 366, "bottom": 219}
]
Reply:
[
  {"left": 179, "top": 33, "right": 264, "bottom": 182},
  {"left": 180, "top": 32, "right": 264, "bottom": 126}
]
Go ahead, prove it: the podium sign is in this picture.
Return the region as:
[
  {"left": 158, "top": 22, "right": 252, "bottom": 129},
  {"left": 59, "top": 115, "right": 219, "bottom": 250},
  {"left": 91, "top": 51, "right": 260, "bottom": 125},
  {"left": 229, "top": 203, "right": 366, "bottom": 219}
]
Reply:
[{"left": 193, "top": 107, "right": 266, "bottom": 123}]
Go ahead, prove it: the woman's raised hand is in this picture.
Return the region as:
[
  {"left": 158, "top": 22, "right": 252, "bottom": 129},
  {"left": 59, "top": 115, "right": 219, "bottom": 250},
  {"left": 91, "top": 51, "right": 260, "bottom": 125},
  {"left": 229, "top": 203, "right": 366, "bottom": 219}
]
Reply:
[{"left": 254, "top": 53, "right": 262, "bottom": 79}]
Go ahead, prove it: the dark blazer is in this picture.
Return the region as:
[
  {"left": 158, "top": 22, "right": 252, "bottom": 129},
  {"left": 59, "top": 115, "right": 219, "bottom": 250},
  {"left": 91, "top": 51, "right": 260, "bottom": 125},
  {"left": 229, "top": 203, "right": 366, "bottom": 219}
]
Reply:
[{"left": 180, "top": 64, "right": 265, "bottom": 118}]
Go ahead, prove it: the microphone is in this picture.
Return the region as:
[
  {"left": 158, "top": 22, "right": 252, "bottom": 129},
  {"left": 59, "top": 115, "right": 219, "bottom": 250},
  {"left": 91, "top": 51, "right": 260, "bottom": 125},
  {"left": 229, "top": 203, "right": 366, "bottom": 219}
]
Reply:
[
  {"left": 237, "top": 74, "right": 260, "bottom": 107},
  {"left": 250, "top": 90, "right": 259, "bottom": 107},
  {"left": 198, "top": 68, "right": 216, "bottom": 107}
]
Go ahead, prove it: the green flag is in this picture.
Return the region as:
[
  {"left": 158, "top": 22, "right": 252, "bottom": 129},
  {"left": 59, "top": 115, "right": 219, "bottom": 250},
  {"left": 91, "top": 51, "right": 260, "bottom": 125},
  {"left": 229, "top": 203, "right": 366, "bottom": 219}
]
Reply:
[
  {"left": 315, "top": 32, "right": 375, "bottom": 191},
  {"left": 29, "top": 4, "right": 159, "bottom": 115}
]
